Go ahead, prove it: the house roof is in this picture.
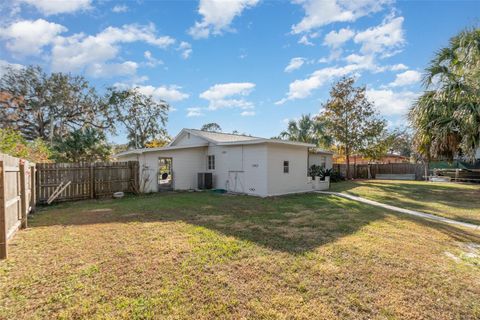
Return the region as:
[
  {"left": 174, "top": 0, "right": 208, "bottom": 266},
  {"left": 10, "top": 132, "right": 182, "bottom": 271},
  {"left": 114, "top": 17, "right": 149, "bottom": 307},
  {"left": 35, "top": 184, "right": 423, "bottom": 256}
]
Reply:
[
  {"left": 114, "top": 128, "right": 318, "bottom": 157},
  {"left": 181, "top": 129, "right": 260, "bottom": 143}
]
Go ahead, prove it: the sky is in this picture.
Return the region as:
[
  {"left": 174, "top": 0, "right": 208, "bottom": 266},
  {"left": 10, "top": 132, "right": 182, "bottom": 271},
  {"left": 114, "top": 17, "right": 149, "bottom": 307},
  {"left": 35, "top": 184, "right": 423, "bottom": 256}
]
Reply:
[{"left": 0, "top": 0, "right": 479, "bottom": 143}]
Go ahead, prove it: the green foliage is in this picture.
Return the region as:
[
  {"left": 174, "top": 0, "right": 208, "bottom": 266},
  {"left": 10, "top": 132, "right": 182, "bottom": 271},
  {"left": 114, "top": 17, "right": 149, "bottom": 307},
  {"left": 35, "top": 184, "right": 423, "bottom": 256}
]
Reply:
[
  {"left": 329, "top": 170, "right": 345, "bottom": 182},
  {"left": 388, "top": 130, "right": 413, "bottom": 158},
  {"left": 308, "top": 166, "right": 334, "bottom": 181},
  {"left": 409, "top": 28, "right": 480, "bottom": 162},
  {"left": 308, "top": 165, "right": 323, "bottom": 178},
  {"left": 0, "top": 128, "right": 51, "bottom": 162},
  {"left": 0, "top": 65, "right": 111, "bottom": 141},
  {"left": 51, "top": 127, "right": 111, "bottom": 162},
  {"left": 201, "top": 123, "right": 222, "bottom": 132},
  {"left": 108, "top": 88, "right": 169, "bottom": 148},
  {"left": 319, "top": 77, "right": 386, "bottom": 177},
  {"left": 280, "top": 114, "right": 332, "bottom": 147}
]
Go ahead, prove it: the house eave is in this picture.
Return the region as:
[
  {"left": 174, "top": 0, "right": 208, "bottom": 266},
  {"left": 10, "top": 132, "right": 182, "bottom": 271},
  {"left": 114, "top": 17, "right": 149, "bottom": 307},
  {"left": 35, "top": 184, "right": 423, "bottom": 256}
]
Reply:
[{"left": 114, "top": 143, "right": 208, "bottom": 158}]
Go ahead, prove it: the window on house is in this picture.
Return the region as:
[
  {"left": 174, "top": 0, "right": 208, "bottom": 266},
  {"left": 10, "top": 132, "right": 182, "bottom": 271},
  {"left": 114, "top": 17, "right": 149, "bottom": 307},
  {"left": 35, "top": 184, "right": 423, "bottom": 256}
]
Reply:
[
  {"left": 208, "top": 155, "right": 215, "bottom": 170},
  {"left": 320, "top": 156, "right": 326, "bottom": 168},
  {"left": 283, "top": 160, "right": 289, "bottom": 173}
]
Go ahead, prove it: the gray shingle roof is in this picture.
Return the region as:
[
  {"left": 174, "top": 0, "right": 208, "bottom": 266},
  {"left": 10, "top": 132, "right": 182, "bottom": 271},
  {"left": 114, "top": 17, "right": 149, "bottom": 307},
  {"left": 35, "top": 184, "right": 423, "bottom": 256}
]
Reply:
[{"left": 186, "top": 129, "right": 261, "bottom": 143}]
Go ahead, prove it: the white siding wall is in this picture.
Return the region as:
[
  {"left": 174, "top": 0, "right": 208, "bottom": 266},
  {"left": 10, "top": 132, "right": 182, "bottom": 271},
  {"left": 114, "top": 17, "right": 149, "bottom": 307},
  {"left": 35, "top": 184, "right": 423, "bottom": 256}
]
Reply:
[
  {"left": 117, "top": 143, "right": 329, "bottom": 196},
  {"left": 119, "top": 147, "right": 207, "bottom": 192},
  {"left": 308, "top": 153, "right": 333, "bottom": 169},
  {"left": 205, "top": 144, "right": 268, "bottom": 196},
  {"left": 266, "top": 144, "right": 320, "bottom": 196}
]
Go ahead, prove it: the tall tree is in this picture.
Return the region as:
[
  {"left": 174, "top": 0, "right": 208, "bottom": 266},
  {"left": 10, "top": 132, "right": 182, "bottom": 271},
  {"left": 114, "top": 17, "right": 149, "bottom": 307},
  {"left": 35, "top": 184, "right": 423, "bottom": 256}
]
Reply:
[
  {"left": 0, "top": 65, "right": 111, "bottom": 142},
  {"left": 201, "top": 123, "right": 222, "bottom": 132},
  {"left": 388, "top": 130, "right": 414, "bottom": 158},
  {"left": 319, "top": 77, "right": 386, "bottom": 178},
  {"left": 280, "top": 114, "right": 332, "bottom": 147},
  {"left": 108, "top": 88, "right": 169, "bottom": 148},
  {"left": 51, "top": 127, "right": 111, "bottom": 162},
  {"left": 409, "top": 28, "right": 480, "bottom": 164}
]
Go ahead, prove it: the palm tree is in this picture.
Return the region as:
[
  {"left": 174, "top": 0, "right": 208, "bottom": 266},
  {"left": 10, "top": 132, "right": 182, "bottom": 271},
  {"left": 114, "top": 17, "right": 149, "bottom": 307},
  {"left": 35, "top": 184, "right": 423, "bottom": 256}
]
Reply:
[
  {"left": 409, "top": 28, "right": 480, "bottom": 164},
  {"left": 280, "top": 114, "right": 332, "bottom": 147}
]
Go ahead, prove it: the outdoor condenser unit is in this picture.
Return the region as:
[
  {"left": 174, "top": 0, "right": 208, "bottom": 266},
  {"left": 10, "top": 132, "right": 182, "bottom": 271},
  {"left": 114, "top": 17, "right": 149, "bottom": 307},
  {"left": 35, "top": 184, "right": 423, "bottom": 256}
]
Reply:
[{"left": 197, "top": 172, "right": 213, "bottom": 190}]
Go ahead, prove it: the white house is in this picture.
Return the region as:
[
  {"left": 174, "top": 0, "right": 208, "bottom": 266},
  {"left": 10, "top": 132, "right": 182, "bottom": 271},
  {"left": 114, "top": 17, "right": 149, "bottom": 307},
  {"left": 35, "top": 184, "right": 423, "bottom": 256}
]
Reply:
[{"left": 114, "top": 129, "right": 333, "bottom": 197}]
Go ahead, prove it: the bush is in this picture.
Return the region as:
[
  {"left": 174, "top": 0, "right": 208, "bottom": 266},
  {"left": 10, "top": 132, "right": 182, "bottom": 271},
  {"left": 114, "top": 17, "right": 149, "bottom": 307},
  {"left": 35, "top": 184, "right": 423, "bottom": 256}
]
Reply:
[
  {"left": 329, "top": 170, "right": 345, "bottom": 182},
  {"left": 0, "top": 128, "right": 51, "bottom": 162},
  {"left": 308, "top": 165, "right": 323, "bottom": 178}
]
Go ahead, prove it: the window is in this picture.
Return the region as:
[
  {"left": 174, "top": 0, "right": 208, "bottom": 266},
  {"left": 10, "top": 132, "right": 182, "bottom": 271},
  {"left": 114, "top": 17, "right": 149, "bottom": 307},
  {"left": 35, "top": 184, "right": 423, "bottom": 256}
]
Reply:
[
  {"left": 208, "top": 155, "right": 215, "bottom": 170},
  {"left": 320, "top": 156, "right": 326, "bottom": 169},
  {"left": 283, "top": 160, "right": 289, "bottom": 173}
]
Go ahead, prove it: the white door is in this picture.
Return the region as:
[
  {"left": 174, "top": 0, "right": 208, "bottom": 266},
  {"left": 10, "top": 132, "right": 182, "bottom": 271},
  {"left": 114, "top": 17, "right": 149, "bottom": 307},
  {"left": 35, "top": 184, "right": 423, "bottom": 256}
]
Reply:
[{"left": 227, "top": 171, "right": 245, "bottom": 193}]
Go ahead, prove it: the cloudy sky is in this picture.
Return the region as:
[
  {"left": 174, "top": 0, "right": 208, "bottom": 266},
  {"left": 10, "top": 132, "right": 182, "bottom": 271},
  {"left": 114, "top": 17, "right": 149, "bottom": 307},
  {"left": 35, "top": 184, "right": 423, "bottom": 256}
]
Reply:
[{"left": 0, "top": 0, "right": 478, "bottom": 142}]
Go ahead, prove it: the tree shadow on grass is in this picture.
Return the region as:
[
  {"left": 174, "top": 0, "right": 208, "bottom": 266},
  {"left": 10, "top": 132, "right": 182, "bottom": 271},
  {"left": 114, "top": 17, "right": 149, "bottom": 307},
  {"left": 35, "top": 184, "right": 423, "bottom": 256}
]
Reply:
[
  {"left": 31, "top": 193, "right": 387, "bottom": 254},
  {"left": 330, "top": 180, "right": 480, "bottom": 225},
  {"left": 30, "top": 192, "right": 480, "bottom": 254}
]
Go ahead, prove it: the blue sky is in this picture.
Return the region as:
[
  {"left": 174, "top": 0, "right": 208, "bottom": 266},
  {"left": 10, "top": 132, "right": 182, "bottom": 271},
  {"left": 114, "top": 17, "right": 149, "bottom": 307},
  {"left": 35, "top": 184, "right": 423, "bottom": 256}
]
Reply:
[{"left": 0, "top": 0, "right": 478, "bottom": 143}]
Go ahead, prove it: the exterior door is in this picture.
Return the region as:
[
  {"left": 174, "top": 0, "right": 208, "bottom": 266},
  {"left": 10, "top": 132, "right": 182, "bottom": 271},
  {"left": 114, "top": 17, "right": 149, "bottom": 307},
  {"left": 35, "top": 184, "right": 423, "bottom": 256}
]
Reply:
[
  {"left": 227, "top": 171, "right": 245, "bottom": 193},
  {"left": 158, "top": 158, "right": 173, "bottom": 191}
]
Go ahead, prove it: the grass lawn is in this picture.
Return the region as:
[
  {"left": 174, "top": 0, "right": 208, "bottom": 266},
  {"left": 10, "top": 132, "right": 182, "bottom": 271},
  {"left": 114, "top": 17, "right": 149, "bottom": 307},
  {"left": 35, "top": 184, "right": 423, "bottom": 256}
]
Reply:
[
  {"left": 330, "top": 180, "right": 480, "bottom": 225},
  {"left": 1, "top": 192, "right": 480, "bottom": 319}
]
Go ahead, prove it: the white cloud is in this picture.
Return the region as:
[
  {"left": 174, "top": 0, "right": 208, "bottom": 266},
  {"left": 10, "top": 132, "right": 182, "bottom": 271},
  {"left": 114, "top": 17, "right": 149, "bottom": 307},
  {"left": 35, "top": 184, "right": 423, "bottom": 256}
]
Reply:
[
  {"left": 389, "top": 70, "right": 421, "bottom": 87},
  {"left": 284, "top": 57, "right": 306, "bottom": 72},
  {"left": 112, "top": 4, "right": 128, "bottom": 13},
  {"left": 366, "top": 89, "right": 419, "bottom": 116},
  {"left": 200, "top": 82, "right": 255, "bottom": 100},
  {"left": 51, "top": 23, "right": 175, "bottom": 73},
  {"left": 144, "top": 50, "right": 163, "bottom": 67},
  {"left": 19, "top": 0, "right": 92, "bottom": 15},
  {"left": 136, "top": 85, "right": 189, "bottom": 102},
  {"left": 87, "top": 61, "right": 138, "bottom": 78},
  {"left": 200, "top": 82, "right": 255, "bottom": 111},
  {"left": 354, "top": 14, "right": 405, "bottom": 56},
  {"left": 276, "top": 62, "right": 375, "bottom": 104},
  {"left": 240, "top": 110, "right": 255, "bottom": 116},
  {"left": 178, "top": 41, "right": 192, "bottom": 59},
  {"left": 0, "top": 19, "right": 67, "bottom": 56},
  {"left": 298, "top": 35, "right": 314, "bottom": 46},
  {"left": 297, "top": 32, "right": 319, "bottom": 46},
  {"left": 292, "top": 0, "right": 390, "bottom": 34},
  {"left": 188, "top": 0, "right": 259, "bottom": 39},
  {"left": 187, "top": 107, "right": 204, "bottom": 117},
  {"left": 390, "top": 63, "right": 408, "bottom": 71},
  {"left": 323, "top": 28, "right": 354, "bottom": 48}
]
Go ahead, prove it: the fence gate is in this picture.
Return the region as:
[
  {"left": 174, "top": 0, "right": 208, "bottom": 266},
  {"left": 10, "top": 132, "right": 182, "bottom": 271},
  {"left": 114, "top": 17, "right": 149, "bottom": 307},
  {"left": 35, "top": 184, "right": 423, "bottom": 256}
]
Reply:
[
  {"left": 36, "top": 161, "right": 139, "bottom": 204},
  {"left": 0, "top": 153, "right": 35, "bottom": 259}
]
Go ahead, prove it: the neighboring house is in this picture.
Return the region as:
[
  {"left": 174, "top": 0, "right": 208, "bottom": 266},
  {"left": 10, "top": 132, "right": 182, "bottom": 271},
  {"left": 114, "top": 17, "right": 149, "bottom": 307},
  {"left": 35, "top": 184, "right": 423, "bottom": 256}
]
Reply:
[
  {"left": 114, "top": 128, "right": 333, "bottom": 197},
  {"left": 334, "top": 153, "right": 409, "bottom": 165}
]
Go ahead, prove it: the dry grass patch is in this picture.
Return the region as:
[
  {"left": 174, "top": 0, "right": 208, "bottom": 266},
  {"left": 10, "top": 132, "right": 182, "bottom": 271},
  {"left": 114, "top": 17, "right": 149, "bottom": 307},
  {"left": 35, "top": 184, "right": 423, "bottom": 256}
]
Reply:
[{"left": 1, "top": 192, "right": 479, "bottom": 319}]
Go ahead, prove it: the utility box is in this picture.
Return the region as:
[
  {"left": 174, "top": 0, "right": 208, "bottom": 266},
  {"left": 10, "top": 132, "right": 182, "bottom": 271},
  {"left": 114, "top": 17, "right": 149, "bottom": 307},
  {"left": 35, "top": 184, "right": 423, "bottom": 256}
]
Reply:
[{"left": 197, "top": 172, "right": 213, "bottom": 189}]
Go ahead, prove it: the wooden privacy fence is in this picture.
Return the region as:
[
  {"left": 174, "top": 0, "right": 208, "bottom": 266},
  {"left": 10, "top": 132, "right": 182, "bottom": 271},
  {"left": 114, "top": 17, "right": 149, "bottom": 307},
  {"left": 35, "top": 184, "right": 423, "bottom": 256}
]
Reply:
[
  {"left": 0, "top": 153, "right": 35, "bottom": 259},
  {"left": 36, "top": 161, "right": 139, "bottom": 204},
  {"left": 333, "top": 163, "right": 426, "bottom": 180}
]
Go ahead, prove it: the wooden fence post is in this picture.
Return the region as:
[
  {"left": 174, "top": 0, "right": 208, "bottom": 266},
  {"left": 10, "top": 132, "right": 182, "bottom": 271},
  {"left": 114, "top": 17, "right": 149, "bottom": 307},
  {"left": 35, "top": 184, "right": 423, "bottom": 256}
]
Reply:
[
  {"left": 0, "top": 161, "right": 7, "bottom": 259},
  {"left": 90, "top": 164, "right": 95, "bottom": 199},
  {"left": 19, "top": 161, "right": 28, "bottom": 229},
  {"left": 30, "top": 165, "right": 36, "bottom": 212}
]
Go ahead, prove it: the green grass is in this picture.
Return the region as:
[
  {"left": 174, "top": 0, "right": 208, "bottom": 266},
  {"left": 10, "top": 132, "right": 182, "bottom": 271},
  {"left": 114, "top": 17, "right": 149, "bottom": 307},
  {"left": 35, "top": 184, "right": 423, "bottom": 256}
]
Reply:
[
  {"left": 330, "top": 180, "right": 480, "bottom": 225},
  {"left": 1, "top": 192, "right": 480, "bottom": 319}
]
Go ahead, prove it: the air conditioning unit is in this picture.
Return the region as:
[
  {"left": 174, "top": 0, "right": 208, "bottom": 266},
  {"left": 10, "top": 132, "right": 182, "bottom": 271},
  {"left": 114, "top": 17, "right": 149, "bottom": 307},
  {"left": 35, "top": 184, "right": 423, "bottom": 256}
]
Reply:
[{"left": 198, "top": 172, "right": 213, "bottom": 189}]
